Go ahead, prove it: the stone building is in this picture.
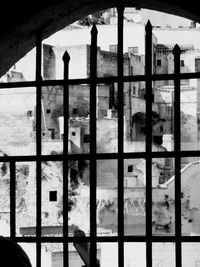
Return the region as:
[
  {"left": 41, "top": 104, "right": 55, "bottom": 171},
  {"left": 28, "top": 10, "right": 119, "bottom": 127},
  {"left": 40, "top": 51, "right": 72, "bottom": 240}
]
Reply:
[{"left": 153, "top": 44, "right": 200, "bottom": 153}]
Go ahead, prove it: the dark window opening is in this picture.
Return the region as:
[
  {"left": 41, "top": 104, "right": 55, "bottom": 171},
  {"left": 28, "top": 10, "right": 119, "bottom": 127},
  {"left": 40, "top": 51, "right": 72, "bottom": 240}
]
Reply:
[
  {"left": 27, "top": 110, "right": 33, "bottom": 117},
  {"left": 73, "top": 108, "right": 78, "bottom": 115},
  {"left": 49, "top": 191, "right": 57, "bottom": 201},
  {"left": 140, "top": 126, "right": 146, "bottom": 134},
  {"left": 157, "top": 59, "right": 161, "bottom": 66},
  {"left": 127, "top": 165, "right": 133, "bottom": 172},
  {"left": 48, "top": 128, "right": 55, "bottom": 139},
  {"left": 71, "top": 131, "right": 76, "bottom": 136},
  {"left": 181, "top": 60, "right": 185, "bottom": 67},
  {"left": 46, "top": 109, "right": 51, "bottom": 114},
  {"left": 83, "top": 134, "right": 90, "bottom": 143}
]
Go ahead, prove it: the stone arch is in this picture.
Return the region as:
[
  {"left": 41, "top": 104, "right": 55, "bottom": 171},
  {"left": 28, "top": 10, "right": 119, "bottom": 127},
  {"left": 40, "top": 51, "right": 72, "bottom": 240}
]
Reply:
[{"left": 1, "top": 0, "right": 200, "bottom": 77}]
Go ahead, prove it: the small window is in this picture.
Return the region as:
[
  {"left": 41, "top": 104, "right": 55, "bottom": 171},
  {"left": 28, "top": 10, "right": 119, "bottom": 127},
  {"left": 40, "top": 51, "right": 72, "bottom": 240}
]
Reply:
[
  {"left": 157, "top": 59, "right": 161, "bottom": 66},
  {"left": 49, "top": 191, "right": 57, "bottom": 201},
  {"left": 46, "top": 109, "right": 51, "bottom": 114},
  {"left": 27, "top": 110, "right": 33, "bottom": 117},
  {"left": 181, "top": 60, "right": 185, "bottom": 67},
  {"left": 128, "top": 47, "right": 138, "bottom": 54},
  {"left": 84, "top": 134, "right": 90, "bottom": 143},
  {"left": 73, "top": 108, "right": 78, "bottom": 115},
  {"left": 127, "top": 165, "right": 133, "bottom": 172},
  {"left": 133, "top": 86, "right": 136, "bottom": 95},
  {"left": 160, "top": 125, "right": 163, "bottom": 133},
  {"left": 72, "top": 132, "right": 76, "bottom": 136},
  {"left": 43, "top": 211, "right": 49, "bottom": 218}
]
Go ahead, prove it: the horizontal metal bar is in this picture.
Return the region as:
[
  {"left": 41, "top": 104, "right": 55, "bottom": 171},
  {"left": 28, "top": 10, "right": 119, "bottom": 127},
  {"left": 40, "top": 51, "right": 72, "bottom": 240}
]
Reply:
[
  {"left": 10, "top": 235, "right": 200, "bottom": 243},
  {"left": 1, "top": 150, "right": 200, "bottom": 162},
  {"left": 1, "top": 71, "right": 200, "bottom": 89}
]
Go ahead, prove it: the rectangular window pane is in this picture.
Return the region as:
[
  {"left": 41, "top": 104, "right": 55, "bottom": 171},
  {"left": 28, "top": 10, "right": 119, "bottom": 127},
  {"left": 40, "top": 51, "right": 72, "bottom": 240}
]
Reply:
[
  {"left": 181, "top": 157, "right": 200, "bottom": 235},
  {"left": 96, "top": 10, "right": 117, "bottom": 78},
  {"left": 0, "top": 49, "right": 36, "bottom": 82},
  {"left": 123, "top": 9, "right": 145, "bottom": 76},
  {"left": 19, "top": 243, "right": 36, "bottom": 267},
  {"left": 124, "top": 242, "right": 146, "bottom": 267},
  {"left": 97, "top": 83, "right": 118, "bottom": 153},
  {"left": 69, "top": 84, "right": 90, "bottom": 154},
  {"left": 69, "top": 242, "right": 90, "bottom": 267},
  {"left": 43, "top": 28, "right": 92, "bottom": 80},
  {"left": 151, "top": 33, "right": 199, "bottom": 76},
  {"left": 16, "top": 162, "right": 36, "bottom": 236},
  {"left": 152, "top": 157, "right": 175, "bottom": 235},
  {"left": 124, "top": 159, "right": 146, "bottom": 235},
  {"left": 180, "top": 79, "right": 199, "bottom": 151},
  {"left": 97, "top": 159, "right": 117, "bottom": 236},
  {"left": 42, "top": 161, "right": 63, "bottom": 236},
  {"left": 42, "top": 243, "right": 63, "bottom": 267},
  {"left": 41, "top": 86, "right": 64, "bottom": 155},
  {"left": 152, "top": 242, "right": 175, "bottom": 267},
  {"left": 124, "top": 82, "right": 146, "bottom": 153},
  {"left": 97, "top": 242, "right": 118, "bottom": 267},
  {"left": 68, "top": 160, "right": 90, "bottom": 236},
  {"left": 0, "top": 162, "right": 10, "bottom": 236},
  {"left": 182, "top": 243, "right": 200, "bottom": 267},
  {"left": 153, "top": 80, "right": 174, "bottom": 151},
  {"left": 0, "top": 88, "right": 36, "bottom": 156}
]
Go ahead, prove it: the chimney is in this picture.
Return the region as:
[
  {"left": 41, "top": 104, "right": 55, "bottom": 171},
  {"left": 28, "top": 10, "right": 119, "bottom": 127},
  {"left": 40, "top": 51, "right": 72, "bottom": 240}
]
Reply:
[
  {"left": 191, "top": 21, "right": 196, "bottom": 28},
  {"left": 109, "top": 45, "right": 118, "bottom": 53}
]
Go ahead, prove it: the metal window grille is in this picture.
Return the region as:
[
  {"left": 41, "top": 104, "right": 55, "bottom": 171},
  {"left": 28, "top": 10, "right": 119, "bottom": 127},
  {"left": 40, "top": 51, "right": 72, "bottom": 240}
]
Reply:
[{"left": 1, "top": 5, "right": 200, "bottom": 267}]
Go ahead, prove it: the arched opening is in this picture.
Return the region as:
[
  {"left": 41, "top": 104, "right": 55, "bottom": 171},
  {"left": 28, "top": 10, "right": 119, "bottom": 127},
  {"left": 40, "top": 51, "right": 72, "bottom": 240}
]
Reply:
[
  {"left": 1, "top": 0, "right": 200, "bottom": 76},
  {"left": 1, "top": 3, "right": 200, "bottom": 267}
]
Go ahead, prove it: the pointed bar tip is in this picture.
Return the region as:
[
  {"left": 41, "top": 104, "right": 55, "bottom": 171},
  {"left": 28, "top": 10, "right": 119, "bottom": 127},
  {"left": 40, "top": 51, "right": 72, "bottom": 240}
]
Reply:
[
  {"left": 91, "top": 23, "right": 98, "bottom": 35},
  {"left": 173, "top": 44, "right": 181, "bottom": 54},
  {"left": 62, "top": 50, "right": 70, "bottom": 62},
  {"left": 116, "top": 5, "right": 125, "bottom": 13},
  {"left": 145, "top": 20, "right": 152, "bottom": 29}
]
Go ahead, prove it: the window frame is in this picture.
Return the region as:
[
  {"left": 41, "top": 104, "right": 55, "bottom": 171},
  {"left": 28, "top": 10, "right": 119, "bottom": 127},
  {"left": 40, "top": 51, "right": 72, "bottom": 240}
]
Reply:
[{"left": 0, "top": 5, "right": 200, "bottom": 267}]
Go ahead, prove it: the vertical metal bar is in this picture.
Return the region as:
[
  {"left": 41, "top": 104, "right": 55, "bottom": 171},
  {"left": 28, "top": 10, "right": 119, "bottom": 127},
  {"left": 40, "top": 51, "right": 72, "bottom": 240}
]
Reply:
[
  {"left": 62, "top": 51, "right": 70, "bottom": 267},
  {"left": 173, "top": 44, "right": 182, "bottom": 267},
  {"left": 10, "top": 161, "right": 16, "bottom": 238},
  {"left": 90, "top": 23, "right": 98, "bottom": 267},
  {"left": 36, "top": 30, "right": 42, "bottom": 267},
  {"left": 117, "top": 5, "right": 125, "bottom": 267},
  {"left": 145, "top": 20, "right": 153, "bottom": 267}
]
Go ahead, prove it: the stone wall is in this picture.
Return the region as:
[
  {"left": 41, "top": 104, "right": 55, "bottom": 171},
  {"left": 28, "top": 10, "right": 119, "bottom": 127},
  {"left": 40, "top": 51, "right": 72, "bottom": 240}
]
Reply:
[{"left": 43, "top": 44, "right": 56, "bottom": 80}]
